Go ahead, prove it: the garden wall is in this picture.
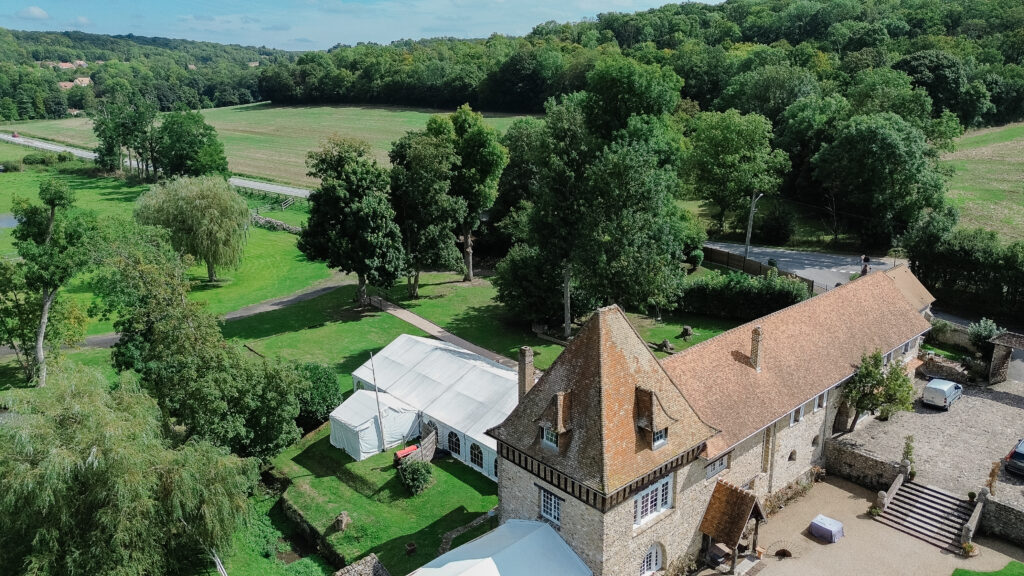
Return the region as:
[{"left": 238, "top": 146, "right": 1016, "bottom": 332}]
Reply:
[
  {"left": 823, "top": 438, "right": 900, "bottom": 491},
  {"left": 333, "top": 554, "right": 391, "bottom": 576},
  {"left": 281, "top": 493, "right": 347, "bottom": 568},
  {"left": 979, "top": 496, "right": 1024, "bottom": 547}
]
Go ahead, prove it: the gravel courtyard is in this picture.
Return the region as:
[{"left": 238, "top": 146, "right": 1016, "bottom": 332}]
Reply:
[{"left": 840, "top": 378, "right": 1024, "bottom": 509}]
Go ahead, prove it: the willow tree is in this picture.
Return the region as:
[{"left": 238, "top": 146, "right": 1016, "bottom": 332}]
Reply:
[
  {"left": 0, "top": 366, "right": 256, "bottom": 574},
  {"left": 135, "top": 175, "right": 249, "bottom": 282}
]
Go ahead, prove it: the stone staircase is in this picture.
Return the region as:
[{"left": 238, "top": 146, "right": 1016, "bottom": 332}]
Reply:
[{"left": 875, "top": 481, "right": 971, "bottom": 553}]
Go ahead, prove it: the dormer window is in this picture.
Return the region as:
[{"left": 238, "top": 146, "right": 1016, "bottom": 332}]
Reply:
[
  {"left": 653, "top": 427, "right": 668, "bottom": 449},
  {"left": 542, "top": 426, "right": 558, "bottom": 447}
]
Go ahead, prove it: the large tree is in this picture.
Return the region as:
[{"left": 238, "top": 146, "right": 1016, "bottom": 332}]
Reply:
[
  {"left": 813, "top": 112, "right": 945, "bottom": 249},
  {"left": 154, "top": 108, "right": 229, "bottom": 177},
  {"left": 135, "top": 175, "right": 250, "bottom": 282},
  {"left": 583, "top": 55, "right": 683, "bottom": 139},
  {"left": 431, "top": 105, "right": 509, "bottom": 282},
  {"left": 716, "top": 64, "right": 821, "bottom": 126},
  {"left": 11, "top": 178, "right": 95, "bottom": 387},
  {"left": 300, "top": 137, "right": 405, "bottom": 304},
  {"left": 842, "top": 350, "right": 915, "bottom": 430},
  {"left": 0, "top": 365, "right": 257, "bottom": 575},
  {"left": 685, "top": 110, "right": 789, "bottom": 231},
  {"left": 389, "top": 125, "right": 466, "bottom": 297}
]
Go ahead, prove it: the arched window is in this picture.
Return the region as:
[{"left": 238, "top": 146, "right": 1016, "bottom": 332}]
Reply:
[
  {"left": 811, "top": 435, "right": 820, "bottom": 448},
  {"left": 470, "top": 443, "right": 483, "bottom": 467},
  {"left": 448, "top": 431, "right": 461, "bottom": 455},
  {"left": 640, "top": 543, "right": 662, "bottom": 575},
  {"left": 788, "top": 449, "right": 797, "bottom": 461}
]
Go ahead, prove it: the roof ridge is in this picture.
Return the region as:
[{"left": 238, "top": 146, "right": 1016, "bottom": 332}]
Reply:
[{"left": 663, "top": 272, "right": 887, "bottom": 364}]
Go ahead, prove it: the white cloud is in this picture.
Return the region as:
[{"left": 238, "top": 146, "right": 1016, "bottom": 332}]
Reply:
[
  {"left": 69, "top": 16, "right": 91, "bottom": 27},
  {"left": 16, "top": 5, "right": 50, "bottom": 20}
]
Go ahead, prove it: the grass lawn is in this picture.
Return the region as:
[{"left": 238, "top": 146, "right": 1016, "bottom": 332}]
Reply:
[
  {"left": 273, "top": 426, "right": 498, "bottom": 575},
  {"left": 953, "top": 561, "right": 1024, "bottom": 576},
  {"left": 4, "top": 103, "right": 525, "bottom": 187},
  {"left": 212, "top": 490, "right": 334, "bottom": 576},
  {"left": 627, "top": 310, "right": 740, "bottom": 360},
  {"left": 380, "top": 272, "right": 565, "bottom": 370},
  {"left": 942, "top": 122, "right": 1024, "bottom": 243}
]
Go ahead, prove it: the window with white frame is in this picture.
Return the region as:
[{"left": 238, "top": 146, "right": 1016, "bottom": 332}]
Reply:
[
  {"left": 653, "top": 427, "right": 668, "bottom": 449},
  {"left": 814, "top": 390, "right": 828, "bottom": 412},
  {"left": 705, "top": 454, "right": 730, "bottom": 479},
  {"left": 789, "top": 405, "right": 804, "bottom": 426},
  {"left": 903, "top": 340, "right": 912, "bottom": 354},
  {"left": 540, "top": 487, "right": 562, "bottom": 524},
  {"left": 541, "top": 426, "right": 558, "bottom": 447},
  {"left": 640, "top": 543, "right": 663, "bottom": 575},
  {"left": 633, "top": 476, "right": 673, "bottom": 526}
]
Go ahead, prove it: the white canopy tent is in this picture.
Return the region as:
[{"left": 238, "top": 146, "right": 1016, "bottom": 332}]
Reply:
[
  {"left": 329, "top": 389, "right": 419, "bottom": 461},
  {"left": 410, "top": 520, "right": 592, "bottom": 576},
  {"left": 349, "top": 334, "right": 519, "bottom": 479}
]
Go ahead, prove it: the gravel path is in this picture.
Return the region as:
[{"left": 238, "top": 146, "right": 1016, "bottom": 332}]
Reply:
[
  {"left": 0, "top": 133, "right": 312, "bottom": 198},
  {"left": 842, "top": 378, "right": 1024, "bottom": 509}
]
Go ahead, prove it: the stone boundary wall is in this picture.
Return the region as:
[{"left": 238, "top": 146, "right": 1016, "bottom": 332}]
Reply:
[
  {"left": 281, "top": 493, "right": 347, "bottom": 569},
  {"left": 333, "top": 553, "right": 391, "bottom": 576},
  {"left": 251, "top": 213, "right": 301, "bottom": 234},
  {"left": 979, "top": 496, "right": 1024, "bottom": 547},
  {"left": 823, "top": 438, "right": 900, "bottom": 491},
  {"left": 917, "top": 355, "right": 970, "bottom": 384},
  {"left": 928, "top": 319, "right": 978, "bottom": 354},
  {"left": 990, "top": 344, "right": 1013, "bottom": 384}
]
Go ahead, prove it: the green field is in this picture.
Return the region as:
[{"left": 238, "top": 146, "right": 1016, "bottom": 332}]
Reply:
[
  {"left": 943, "top": 122, "right": 1024, "bottom": 243},
  {"left": 4, "top": 103, "right": 525, "bottom": 187},
  {"left": 952, "top": 561, "right": 1024, "bottom": 576}
]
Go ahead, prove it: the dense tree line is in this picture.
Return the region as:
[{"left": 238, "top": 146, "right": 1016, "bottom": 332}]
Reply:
[{"left": 0, "top": 26, "right": 292, "bottom": 120}]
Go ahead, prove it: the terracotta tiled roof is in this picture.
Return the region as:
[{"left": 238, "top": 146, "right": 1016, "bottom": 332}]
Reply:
[
  {"left": 57, "top": 82, "right": 74, "bottom": 90},
  {"left": 487, "top": 305, "right": 717, "bottom": 495},
  {"left": 883, "top": 265, "right": 935, "bottom": 311},
  {"left": 662, "top": 271, "right": 932, "bottom": 457},
  {"left": 73, "top": 77, "right": 92, "bottom": 86},
  {"left": 991, "top": 331, "right": 1024, "bottom": 349},
  {"left": 699, "top": 480, "right": 764, "bottom": 549}
]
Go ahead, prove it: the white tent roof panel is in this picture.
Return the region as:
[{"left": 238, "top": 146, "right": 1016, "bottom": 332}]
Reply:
[
  {"left": 410, "top": 520, "right": 592, "bottom": 576},
  {"left": 352, "top": 335, "right": 518, "bottom": 451}
]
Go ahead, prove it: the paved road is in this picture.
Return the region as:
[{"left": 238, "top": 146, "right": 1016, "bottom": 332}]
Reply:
[
  {"left": 0, "top": 133, "right": 311, "bottom": 198},
  {"left": 705, "top": 241, "right": 904, "bottom": 289}
]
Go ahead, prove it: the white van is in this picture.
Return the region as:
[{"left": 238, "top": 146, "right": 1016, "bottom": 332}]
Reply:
[{"left": 921, "top": 379, "right": 963, "bottom": 410}]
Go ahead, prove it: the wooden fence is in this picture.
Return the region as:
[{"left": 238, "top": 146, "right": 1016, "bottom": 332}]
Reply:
[{"left": 703, "top": 246, "right": 826, "bottom": 295}]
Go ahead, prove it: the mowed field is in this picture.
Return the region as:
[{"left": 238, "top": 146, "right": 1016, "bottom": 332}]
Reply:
[
  {"left": 943, "top": 122, "right": 1024, "bottom": 243},
  {"left": 4, "top": 103, "right": 525, "bottom": 186}
]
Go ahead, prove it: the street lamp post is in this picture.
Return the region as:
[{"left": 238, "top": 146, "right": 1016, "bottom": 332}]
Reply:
[{"left": 744, "top": 192, "right": 764, "bottom": 261}]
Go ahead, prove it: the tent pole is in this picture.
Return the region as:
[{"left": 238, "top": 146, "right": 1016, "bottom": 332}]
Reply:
[{"left": 369, "top": 352, "right": 387, "bottom": 453}]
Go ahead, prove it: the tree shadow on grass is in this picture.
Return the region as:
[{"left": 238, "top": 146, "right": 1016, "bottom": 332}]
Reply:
[
  {"left": 441, "top": 302, "right": 557, "bottom": 364},
  {"left": 221, "top": 285, "right": 375, "bottom": 341}
]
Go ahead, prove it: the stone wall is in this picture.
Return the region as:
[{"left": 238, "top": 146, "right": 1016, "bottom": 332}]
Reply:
[
  {"left": 929, "top": 319, "right": 978, "bottom": 353},
  {"left": 990, "top": 344, "right": 1013, "bottom": 384},
  {"left": 497, "top": 460, "right": 606, "bottom": 574},
  {"left": 918, "top": 355, "right": 970, "bottom": 384},
  {"left": 979, "top": 495, "right": 1024, "bottom": 547},
  {"left": 823, "top": 438, "right": 900, "bottom": 491},
  {"left": 251, "top": 213, "right": 301, "bottom": 234},
  {"left": 281, "top": 493, "right": 347, "bottom": 568},
  {"left": 769, "top": 388, "right": 840, "bottom": 492},
  {"left": 333, "top": 554, "right": 391, "bottom": 576},
  {"left": 718, "top": 432, "right": 768, "bottom": 499}
]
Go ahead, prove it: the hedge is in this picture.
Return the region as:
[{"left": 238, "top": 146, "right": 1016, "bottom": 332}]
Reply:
[{"left": 676, "top": 268, "right": 809, "bottom": 320}]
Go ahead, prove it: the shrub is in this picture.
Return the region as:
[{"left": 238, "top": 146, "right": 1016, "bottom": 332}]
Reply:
[
  {"left": 755, "top": 202, "right": 796, "bottom": 245},
  {"left": 926, "top": 318, "right": 952, "bottom": 344},
  {"left": 968, "top": 317, "right": 1002, "bottom": 360},
  {"left": 868, "top": 506, "right": 882, "bottom": 517},
  {"left": 294, "top": 362, "right": 343, "bottom": 430},
  {"left": 397, "top": 460, "right": 433, "bottom": 495},
  {"left": 56, "top": 151, "right": 75, "bottom": 163},
  {"left": 968, "top": 491, "right": 977, "bottom": 501},
  {"left": 23, "top": 152, "right": 58, "bottom": 165},
  {"left": 676, "top": 268, "right": 809, "bottom": 320},
  {"left": 902, "top": 435, "right": 915, "bottom": 471},
  {"left": 2, "top": 161, "right": 23, "bottom": 172}
]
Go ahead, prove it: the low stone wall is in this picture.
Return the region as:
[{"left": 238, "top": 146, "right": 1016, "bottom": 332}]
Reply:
[
  {"left": 990, "top": 344, "right": 1013, "bottom": 384},
  {"left": 824, "top": 438, "right": 900, "bottom": 491},
  {"left": 251, "top": 213, "right": 301, "bottom": 234},
  {"left": 333, "top": 554, "right": 391, "bottom": 576},
  {"left": 929, "top": 319, "right": 978, "bottom": 354},
  {"left": 917, "top": 354, "right": 970, "bottom": 384},
  {"left": 979, "top": 495, "right": 1024, "bottom": 547},
  {"left": 281, "top": 493, "right": 347, "bottom": 568}
]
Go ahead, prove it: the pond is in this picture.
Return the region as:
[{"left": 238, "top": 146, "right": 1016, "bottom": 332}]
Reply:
[{"left": 0, "top": 214, "right": 15, "bottom": 229}]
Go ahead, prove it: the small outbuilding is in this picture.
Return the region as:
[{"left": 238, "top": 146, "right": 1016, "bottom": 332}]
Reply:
[
  {"left": 990, "top": 331, "right": 1024, "bottom": 384},
  {"left": 329, "top": 389, "right": 419, "bottom": 461}
]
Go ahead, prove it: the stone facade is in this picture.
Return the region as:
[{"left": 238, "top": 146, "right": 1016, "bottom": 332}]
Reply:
[
  {"left": 823, "top": 438, "right": 900, "bottom": 491},
  {"left": 990, "top": 344, "right": 1013, "bottom": 384},
  {"left": 980, "top": 495, "right": 1024, "bottom": 547},
  {"left": 333, "top": 554, "right": 391, "bottom": 576},
  {"left": 498, "top": 386, "right": 845, "bottom": 575}
]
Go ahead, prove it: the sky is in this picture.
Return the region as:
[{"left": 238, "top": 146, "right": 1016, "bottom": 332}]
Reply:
[{"left": 0, "top": 1, "right": 700, "bottom": 51}]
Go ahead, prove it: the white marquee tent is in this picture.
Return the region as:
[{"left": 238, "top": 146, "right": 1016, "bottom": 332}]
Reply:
[
  {"left": 329, "top": 389, "right": 419, "bottom": 461},
  {"left": 339, "top": 334, "right": 519, "bottom": 479},
  {"left": 409, "top": 520, "right": 592, "bottom": 576}
]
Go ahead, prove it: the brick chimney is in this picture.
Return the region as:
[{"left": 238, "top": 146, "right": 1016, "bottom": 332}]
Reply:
[
  {"left": 518, "top": 346, "right": 535, "bottom": 400},
  {"left": 751, "top": 326, "right": 764, "bottom": 372}
]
